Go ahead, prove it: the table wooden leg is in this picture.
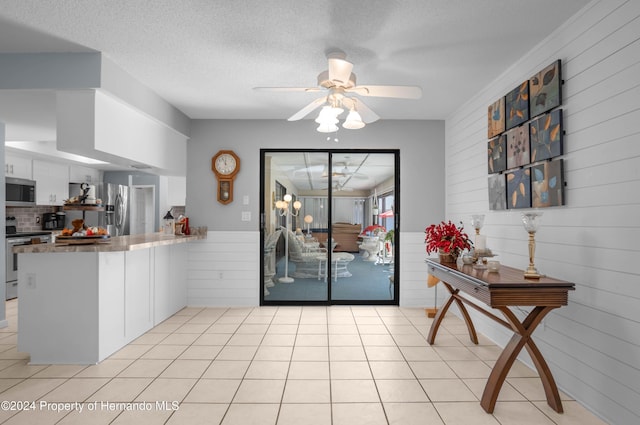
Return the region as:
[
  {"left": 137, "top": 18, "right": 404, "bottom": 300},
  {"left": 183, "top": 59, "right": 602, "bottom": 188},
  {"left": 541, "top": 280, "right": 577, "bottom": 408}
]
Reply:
[
  {"left": 480, "top": 306, "right": 561, "bottom": 413},
  {"left": 427, "top": 290, "right": 455, "bottom": 344},
  {"left": 451, "top": 292, "right": 478, "bottom": 344},
  {"left": 427, "top": 283, "right": 478, "bottom": 345}
]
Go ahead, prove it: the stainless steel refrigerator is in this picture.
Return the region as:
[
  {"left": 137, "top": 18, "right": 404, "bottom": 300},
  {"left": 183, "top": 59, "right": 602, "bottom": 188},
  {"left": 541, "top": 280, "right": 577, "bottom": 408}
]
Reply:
[
  {"left": 104, "top": 183, "right": 129, "bottom": 236},
  {"left": 67, "top": 183, "right": 129, "bottom": 235}
]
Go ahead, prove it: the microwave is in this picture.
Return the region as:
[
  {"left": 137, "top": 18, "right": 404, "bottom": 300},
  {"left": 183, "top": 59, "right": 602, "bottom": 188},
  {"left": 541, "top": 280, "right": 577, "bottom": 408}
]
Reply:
[{"left": 5, "top": 177, "right": 36, "bottom": 206}]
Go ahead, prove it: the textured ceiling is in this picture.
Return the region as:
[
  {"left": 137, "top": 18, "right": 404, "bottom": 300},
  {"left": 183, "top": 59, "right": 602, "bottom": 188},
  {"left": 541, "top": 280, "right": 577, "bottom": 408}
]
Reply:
[{"left": 0, "top": 0, "right": 590, "bottom": 127}]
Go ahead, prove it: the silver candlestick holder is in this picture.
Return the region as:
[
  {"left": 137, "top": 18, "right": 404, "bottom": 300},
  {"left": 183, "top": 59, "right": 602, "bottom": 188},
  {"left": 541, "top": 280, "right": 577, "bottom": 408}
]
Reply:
[{"left": 521, "top": 212, "right": 543, "bottom": 279}]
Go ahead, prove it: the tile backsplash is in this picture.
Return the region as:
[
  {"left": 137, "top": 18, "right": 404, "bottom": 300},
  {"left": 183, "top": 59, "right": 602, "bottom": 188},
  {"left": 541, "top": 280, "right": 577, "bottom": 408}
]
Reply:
[{"left": 6, "top": 206, "right": 59, "bottom": 232}]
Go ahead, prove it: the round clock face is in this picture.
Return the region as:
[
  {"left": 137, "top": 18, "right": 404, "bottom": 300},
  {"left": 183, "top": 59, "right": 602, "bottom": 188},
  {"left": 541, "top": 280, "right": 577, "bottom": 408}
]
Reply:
[{"left": 214, "top": 153, "right": 237, "bottom": 175}]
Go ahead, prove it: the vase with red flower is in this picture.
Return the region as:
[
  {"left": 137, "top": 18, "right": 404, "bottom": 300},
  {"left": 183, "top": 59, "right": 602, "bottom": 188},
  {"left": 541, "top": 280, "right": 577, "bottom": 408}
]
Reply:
[{"left": 424, "top": 220, "right": 472, "bottom": 264}]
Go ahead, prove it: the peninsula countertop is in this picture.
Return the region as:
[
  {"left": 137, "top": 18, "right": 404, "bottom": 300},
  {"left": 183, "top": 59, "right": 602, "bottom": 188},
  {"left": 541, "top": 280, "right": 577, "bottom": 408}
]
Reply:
[{"left": 13, "top": 232, "right": 207, "bottom": 254}]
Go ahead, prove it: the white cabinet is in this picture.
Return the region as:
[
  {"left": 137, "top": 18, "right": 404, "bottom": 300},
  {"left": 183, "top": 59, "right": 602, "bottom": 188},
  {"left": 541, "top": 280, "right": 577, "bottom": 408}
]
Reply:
[
  {"left": 5, "top": 153, "right": 33, "bottom": 179},
  {"left": 69, "top": 165, "right": 101, "bottom": 184},
  {"left": 154, "top": 244, "right": 187, "bottom": 325},
  {"left": 32, "top": 160, "right": 69, "bottom": 205},
  {"left": 124, "top": 249, "right": 153, "bottom": 342}
]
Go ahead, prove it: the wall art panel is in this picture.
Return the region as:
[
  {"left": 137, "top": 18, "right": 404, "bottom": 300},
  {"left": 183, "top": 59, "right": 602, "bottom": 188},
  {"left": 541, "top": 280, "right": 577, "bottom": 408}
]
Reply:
[
  {"left": 505, "top": 81, "right": 529, "bottom": 130},
  {"left": 488, "top": 134, "right": 507, "bottom": 174},
  {"left": 532, "top": 159, "right": 564, "bottom": 208},
  {"left": 530, "top": 109, "right": 563, "bottom": 162},
  {"left": 488, "top": 97, "right": 506, "bottom": 138},
  {"left": 506, "top": 168, "right": 531, "bottom": 209},
  {"left": 529, "top": 60, "right": 562, "bottom": 118},
  {"left": 488, "top": 174, "right": 507, "bottom": 211},
  {"left": 506, "top": 124, "right": 530, "bottom": 169}
]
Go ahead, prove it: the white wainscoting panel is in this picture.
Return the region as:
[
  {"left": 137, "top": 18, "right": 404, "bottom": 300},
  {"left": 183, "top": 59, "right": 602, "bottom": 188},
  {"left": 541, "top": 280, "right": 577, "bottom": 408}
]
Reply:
[
  {"left": 445, "top": 1, "right": 640, "bottom": 424},
  {"left": 399, "top": 231, "right": 447, "bottom": 309},
  {"left": 187, "top": 231, "right": 260, "bottom": 306},
  {"left": 188, "top": 230, "right": 440, "bottom": 308}
]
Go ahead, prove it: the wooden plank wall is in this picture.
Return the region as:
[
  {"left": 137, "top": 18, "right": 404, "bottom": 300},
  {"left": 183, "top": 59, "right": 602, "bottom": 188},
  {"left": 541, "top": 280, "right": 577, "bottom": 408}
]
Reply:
[
  {"left": 187, "top": 231, "right": 260, "bottom": 306},
  {"left": 444, "top": 1, "right": 640, "bottom": 424}
]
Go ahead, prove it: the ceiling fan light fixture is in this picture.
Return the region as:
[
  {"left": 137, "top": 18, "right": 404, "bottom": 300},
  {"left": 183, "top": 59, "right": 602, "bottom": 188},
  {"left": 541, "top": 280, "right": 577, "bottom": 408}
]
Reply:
[
  {"left": 342, "top": 109, "right": 365, "bottom": 129},
  {"left": 315, "top": 106, "right": 339, "bottom": 124},
  {"left": 317, "top": 122, "right": 339, "bottom": 133}
]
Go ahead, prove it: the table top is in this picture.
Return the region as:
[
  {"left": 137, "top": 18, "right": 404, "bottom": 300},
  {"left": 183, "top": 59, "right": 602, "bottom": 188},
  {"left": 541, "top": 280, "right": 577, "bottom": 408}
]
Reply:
[{"left": 426, "top": 258, "right": 574, "bottom": 289}]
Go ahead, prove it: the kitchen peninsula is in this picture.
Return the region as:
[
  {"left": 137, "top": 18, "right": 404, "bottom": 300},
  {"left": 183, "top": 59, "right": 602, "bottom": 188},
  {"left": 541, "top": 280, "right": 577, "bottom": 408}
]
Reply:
[{"left": 13, "top": 233, "right": 206, "bottom": 364}]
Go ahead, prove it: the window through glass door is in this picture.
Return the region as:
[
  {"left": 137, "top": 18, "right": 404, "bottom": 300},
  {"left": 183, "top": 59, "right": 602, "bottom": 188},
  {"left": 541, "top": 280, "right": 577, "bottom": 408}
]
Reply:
[{"left": 261, "top": 150, "right": 398, "bottom": 305}]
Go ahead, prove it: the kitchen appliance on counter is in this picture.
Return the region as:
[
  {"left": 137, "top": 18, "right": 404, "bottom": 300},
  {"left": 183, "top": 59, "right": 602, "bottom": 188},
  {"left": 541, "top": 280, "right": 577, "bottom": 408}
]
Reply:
[
  {"left": 5, "top": 217, "right": 52, "bottom": 300},
  {"left": 5, "top": 177, "right": 36, "bottom": 207},
  {"left": 42, "top": 212, "right": 66, "bottom": 231},
  {"left": 67, "top": 183, "right": 129, "bottom": 235}
]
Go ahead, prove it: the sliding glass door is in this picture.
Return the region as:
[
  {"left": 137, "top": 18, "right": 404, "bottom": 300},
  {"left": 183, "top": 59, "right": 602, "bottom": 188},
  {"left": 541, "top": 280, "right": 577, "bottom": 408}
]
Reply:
[{"left": 261, "top": 149, "right": 399, "bottom": 305}]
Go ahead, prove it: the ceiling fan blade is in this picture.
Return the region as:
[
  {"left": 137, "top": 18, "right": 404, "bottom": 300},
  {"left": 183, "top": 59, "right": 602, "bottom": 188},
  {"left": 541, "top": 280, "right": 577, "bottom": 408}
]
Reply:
[
  {"left": 347, "top": 85, "right": 422, "bottom": 99},
  {"left": 254, "top": 87, "right": 322, "bottom": 93},
  {"left": 328, "top": 58, "right": 354, "bottom": 86},
  {"left": 287, "top": 97, "right": 327, "bottom": 121},
  {"left": 352, "top": 98, "right": 380, "bottom": 124}
]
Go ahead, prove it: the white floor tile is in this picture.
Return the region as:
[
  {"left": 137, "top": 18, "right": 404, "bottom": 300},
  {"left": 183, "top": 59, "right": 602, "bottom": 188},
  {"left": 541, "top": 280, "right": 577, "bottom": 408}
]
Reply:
[{"left": 0, "top": 303, "right": 607, "bottom": 425}]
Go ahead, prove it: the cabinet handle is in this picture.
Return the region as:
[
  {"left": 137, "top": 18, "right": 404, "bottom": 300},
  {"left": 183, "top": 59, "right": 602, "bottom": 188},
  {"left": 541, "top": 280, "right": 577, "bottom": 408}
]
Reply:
[{"left": 10, "top": 164, "right": 14, "bottom": 174}]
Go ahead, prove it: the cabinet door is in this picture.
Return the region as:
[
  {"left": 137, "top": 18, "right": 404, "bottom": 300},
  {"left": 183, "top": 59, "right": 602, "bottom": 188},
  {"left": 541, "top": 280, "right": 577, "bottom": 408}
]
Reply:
[
  {"left": 33, "top": 160, "right": 69, "bottom": 205},
  {"left": 5, "top": 154, "right": 33, "bottom": 179},
  {"left": 124, "top": 249, "right": 153, "bottom": 341},
  {"left": 69, "top": 165, "right": 101, "bottom": 184}
]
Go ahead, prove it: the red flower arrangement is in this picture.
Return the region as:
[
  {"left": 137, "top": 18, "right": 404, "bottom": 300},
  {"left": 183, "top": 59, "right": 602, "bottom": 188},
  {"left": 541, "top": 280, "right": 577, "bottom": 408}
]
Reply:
[{"left": 424, "top": 220, "right": 472, "bottom": 258}]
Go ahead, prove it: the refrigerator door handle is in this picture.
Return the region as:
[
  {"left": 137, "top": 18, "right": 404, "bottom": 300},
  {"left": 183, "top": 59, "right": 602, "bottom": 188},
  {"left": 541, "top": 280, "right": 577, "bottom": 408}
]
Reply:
[{"left": 115, "top": 193, "right": 123, "bottom": 234}]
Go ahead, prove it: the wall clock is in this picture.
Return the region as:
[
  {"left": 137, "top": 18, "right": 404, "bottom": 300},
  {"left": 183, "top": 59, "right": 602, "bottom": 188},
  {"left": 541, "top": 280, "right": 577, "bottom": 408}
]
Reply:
[{"left": 211, "top": 150, "right": 240, "bottom": 204}]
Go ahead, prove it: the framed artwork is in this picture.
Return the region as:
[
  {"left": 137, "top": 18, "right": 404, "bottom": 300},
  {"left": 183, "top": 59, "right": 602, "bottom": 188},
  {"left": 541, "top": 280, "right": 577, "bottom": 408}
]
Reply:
[
  {"left": 532, "top": 159, "right": 564, "bottom": 207},
  {"left": 505, "top": 81, "right": 529, "bottom": 130},
  {"left": 488, "top": 97, "right": 505, "bottom": 138},
  {"left": 488, "top": 135, "right": 507, "bottom": 174},
  {"left": 488, "top": 174, "right": 507, "bottom": 210},
  {"left": 530, "top": 109, "right": 563, "bottom": 162},
  {"left": 530, "top": 60, "right": 562, "bottom": 118},
  {"left": 506, "top": 123, "right": 530, "bottom": 169},
  {"left": 506, "top": 168, "right": 531, "bottom": 209}
]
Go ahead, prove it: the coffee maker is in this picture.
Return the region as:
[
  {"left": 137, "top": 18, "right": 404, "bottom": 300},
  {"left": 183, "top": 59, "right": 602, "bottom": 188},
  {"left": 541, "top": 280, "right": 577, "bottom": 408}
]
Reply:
[{"left": 42, "top": 212, "right": 66, "bottom": 230}]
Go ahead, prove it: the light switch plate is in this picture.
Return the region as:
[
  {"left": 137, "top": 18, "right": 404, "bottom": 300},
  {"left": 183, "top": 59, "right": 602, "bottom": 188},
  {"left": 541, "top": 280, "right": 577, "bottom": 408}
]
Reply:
[
  {"left": 243, "top": 195, "right": 249, "bottom": 205},
  {"left": 241, "top": 211, "right": 251, "bottom": 221}
]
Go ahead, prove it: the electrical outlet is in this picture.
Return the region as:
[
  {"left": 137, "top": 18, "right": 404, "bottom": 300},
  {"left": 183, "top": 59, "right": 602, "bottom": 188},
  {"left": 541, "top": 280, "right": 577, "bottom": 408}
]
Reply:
[
  {"left": 218, "top": 272, "right": 224, "bottom": 280},
  {"left": 241, "top": 211, "right": 251, "bottom": 221},
  {"left": 26, "top": 273, "right": 36, "bottom": 289},
  {"left": 243, "top": 195, "right": 249, "bottom": 205}
]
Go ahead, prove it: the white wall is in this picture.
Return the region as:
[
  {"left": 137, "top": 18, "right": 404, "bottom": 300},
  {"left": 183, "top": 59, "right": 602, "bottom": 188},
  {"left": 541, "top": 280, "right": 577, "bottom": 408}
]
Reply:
[
  {"left": 444, "top": 1, "right": 640, "bottom": 424},
  {"left": 186, "top": 119, "right": 445, "bottom": 307}
]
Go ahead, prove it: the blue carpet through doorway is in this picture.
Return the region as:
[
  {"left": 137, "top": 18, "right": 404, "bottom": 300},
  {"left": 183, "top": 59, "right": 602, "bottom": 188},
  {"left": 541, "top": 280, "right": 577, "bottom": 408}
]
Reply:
[{"left": 266, "top": 252, "right": 394, "bottom": 302}]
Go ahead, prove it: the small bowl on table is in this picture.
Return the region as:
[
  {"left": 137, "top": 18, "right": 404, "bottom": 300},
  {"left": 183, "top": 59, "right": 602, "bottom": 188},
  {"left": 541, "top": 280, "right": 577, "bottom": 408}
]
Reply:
[{"left": 487, "top": 260, "right": 501, "bottom": 273}]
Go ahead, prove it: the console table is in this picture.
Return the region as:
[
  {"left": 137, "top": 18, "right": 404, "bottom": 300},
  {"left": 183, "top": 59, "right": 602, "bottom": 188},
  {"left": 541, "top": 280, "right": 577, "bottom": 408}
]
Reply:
[{"left": 425, "top": 258, "right": 574, "bottom": 414}]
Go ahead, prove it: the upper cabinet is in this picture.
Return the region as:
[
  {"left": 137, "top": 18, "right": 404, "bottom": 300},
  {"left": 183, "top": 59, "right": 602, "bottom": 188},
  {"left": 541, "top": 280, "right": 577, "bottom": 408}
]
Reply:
[
  {"left": 69, "top": 165, "right": 101, "bottom": 184},
  {"left": 32, "top": 160, "right": 69, "bottom": 205},
  {"left": 5, "top": 153, "right": 33, "bottom": 180}
]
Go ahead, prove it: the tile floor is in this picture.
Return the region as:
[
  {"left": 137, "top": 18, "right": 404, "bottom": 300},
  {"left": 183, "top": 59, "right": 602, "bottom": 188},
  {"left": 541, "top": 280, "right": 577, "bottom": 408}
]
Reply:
[{"left": 0, "top": 299, "right": 608, "bottom": 424}]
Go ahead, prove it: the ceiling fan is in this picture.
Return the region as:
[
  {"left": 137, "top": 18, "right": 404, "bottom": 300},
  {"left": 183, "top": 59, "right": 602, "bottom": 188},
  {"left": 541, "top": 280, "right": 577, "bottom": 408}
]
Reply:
[
  {"left": 321, "top": 162, "right": 367, "bottom": 179},
  {"left": 254, "top": 51, "right": 422, "bottom": 131}
]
